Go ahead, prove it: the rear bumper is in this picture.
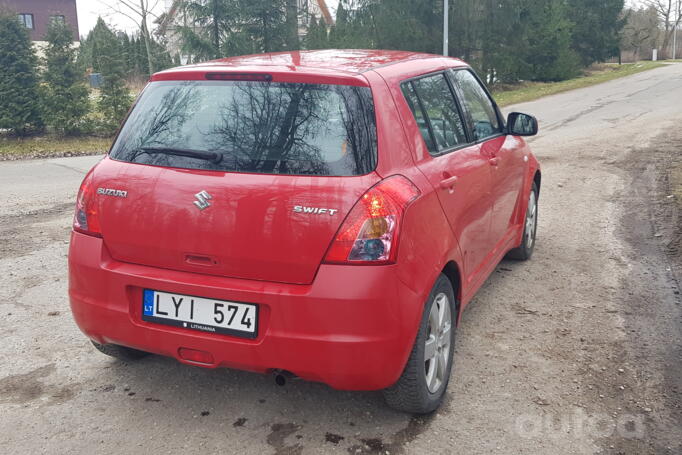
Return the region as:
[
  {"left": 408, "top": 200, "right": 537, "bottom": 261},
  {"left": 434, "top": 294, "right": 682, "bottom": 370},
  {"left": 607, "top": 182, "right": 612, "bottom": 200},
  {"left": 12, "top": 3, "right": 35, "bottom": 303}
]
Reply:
[{"left": 68, "top": 231, "right": 423, "bottom": 390}]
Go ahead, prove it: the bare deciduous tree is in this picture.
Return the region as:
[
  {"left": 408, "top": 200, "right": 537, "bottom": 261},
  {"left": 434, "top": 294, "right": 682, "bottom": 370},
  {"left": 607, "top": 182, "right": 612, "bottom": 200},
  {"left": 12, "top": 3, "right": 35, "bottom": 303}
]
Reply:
[
  {"left": 99, "top": 0, "right": 161, "bottom": 75},
  {"left": 622, "top": 6, "right": 661, "bottom": 58},
  {"left": 644, "top": 0, "right": 682, "bottom": 57}
]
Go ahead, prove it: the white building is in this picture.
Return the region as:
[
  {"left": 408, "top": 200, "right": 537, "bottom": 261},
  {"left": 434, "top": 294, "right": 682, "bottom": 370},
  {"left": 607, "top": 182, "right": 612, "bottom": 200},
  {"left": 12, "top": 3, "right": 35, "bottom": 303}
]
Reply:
[{"left": 299, "top": 0, "right": 334, "bottom": 30}]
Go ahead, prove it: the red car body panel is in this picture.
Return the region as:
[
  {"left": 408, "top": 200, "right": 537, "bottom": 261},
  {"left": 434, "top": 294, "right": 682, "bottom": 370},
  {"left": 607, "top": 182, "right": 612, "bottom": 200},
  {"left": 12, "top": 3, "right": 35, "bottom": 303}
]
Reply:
[
  {"left": 376, "top": 56, "right": 540, "bottom": 306},
  {"left": 69, "top": 231, "right": 422, "bottom": 389},
  {"left": 68, "top": 50, "right": 540, "bottom": 390},
  {"left": 92, "top": 157, "right": 381, "bottom": 284}
]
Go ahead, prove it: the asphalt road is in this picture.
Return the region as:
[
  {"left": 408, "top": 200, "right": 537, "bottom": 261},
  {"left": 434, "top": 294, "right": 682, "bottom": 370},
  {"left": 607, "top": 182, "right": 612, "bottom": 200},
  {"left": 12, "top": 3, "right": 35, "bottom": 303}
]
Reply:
[{"left": 1, "top": 63, "right": 681, "bottom": 455}]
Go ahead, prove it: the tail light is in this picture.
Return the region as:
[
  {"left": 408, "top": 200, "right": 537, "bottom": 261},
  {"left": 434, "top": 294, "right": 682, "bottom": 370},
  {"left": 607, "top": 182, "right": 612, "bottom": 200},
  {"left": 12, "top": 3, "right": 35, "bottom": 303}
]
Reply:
[
  {"left": 73, "top": 173, "right": 102, "bottom": 237},
  {"left": 324, "top": 175, "right": 420, "bottom": 264}
]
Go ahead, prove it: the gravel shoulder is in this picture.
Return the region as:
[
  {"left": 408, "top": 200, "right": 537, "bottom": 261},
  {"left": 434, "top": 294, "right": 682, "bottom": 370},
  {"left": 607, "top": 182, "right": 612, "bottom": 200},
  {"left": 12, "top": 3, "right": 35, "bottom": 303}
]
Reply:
[
  {"left": 0, "top": 65, "right": 680, "bottom": 455},
  {"left": 608, "top": 129, "right": 682, "bottom": 453}
]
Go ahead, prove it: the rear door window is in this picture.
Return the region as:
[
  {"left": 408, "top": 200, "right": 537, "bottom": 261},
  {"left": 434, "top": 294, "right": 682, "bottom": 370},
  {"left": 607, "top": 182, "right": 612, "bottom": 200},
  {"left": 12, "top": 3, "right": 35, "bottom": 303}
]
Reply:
[
  {"left": 401, "top": 73, "right": 468, "bottom": 154},
  {"left": 109, "top": 81, "right": 377, "bottom": 176},
  {"left": 449, "top": 70, "right": 502, "bottom": 141}
]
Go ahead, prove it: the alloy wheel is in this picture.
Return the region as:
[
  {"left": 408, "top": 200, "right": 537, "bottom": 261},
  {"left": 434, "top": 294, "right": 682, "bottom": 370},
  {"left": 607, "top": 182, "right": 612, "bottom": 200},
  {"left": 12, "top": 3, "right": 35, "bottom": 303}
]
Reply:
[
  {"left": 424, "top": 292, "right": 452, "bottom": 394},
  {"left": 525, "top": 191, "right": 537, "bottom": 249}
]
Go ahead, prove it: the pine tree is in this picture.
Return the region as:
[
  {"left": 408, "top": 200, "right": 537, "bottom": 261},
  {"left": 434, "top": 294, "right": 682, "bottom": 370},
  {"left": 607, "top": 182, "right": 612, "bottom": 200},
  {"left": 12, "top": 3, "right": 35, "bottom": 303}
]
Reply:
[
  {"left": 284, "top": 0, "right": 299, "bottom": 50},
  {"left": 328, "top": 3, "right": 355, "bottom": 48},
  {"left": 134, "top": 35, "right": 146, "bottom": 74},
  {"left": 240, "top": 0, "right": 289, "bottom": 53},
  {"left": 306, "top": 16, "right": 328, "bottom": 49},
  {"left": 121, "top": 33, "right": 133, "bottom": 76},
  {"left": 568, "top": 0, "right": 626, "bottom": 65},
  {"left": 76, "top": 30, "right": 93, "bottom": 72},
  {"left": 41, "top": 20, "right": 90, "bottom": 135},
  {"left": 448, "top": 0, "right": 478, "bottom": 61},
  {"left": 78, "top": 21, "right": 171, "bottom": 80},
  {"left": 480, "top": 0, "right": 531, "bottom": 84},
  {"left": 0, "top": 13, "right": 42, "bottom": 135},
  {"left": 170, "top": 0, "right": 627, "bottom": 83},
  {"left": 150, "top": 39, "right": 174, "bottom": 71},
  {"left": 328, "top": 0, "right": 439, "bottom": 51},
  {"left": 178, "top": 0, "right": 293, "bottom": 57},
  {"left": 524, "top": 0, "right": 581, "bottom": 81},
  {"left": 90, "top": 18, "right": 132, "bottom": 134},
  {"left": 178, "top": 0, "right": 237, "bottom": 60}
]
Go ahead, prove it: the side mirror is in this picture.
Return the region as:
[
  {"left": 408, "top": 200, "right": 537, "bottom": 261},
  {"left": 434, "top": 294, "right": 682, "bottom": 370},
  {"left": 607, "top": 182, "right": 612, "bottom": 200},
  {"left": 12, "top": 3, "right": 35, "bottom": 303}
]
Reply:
[{"left": 507, "top": 112, "right": 538, "bottom": 136}]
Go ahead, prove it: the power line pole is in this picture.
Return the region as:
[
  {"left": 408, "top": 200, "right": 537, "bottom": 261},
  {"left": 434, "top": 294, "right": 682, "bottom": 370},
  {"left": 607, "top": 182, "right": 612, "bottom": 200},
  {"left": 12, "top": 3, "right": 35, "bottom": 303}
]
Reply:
[
  {"left": 674, "top": 1, "right": 679, "bottom": 60},
  {"left": 443, "top": 0, "right": 449, "bottom": 56}
]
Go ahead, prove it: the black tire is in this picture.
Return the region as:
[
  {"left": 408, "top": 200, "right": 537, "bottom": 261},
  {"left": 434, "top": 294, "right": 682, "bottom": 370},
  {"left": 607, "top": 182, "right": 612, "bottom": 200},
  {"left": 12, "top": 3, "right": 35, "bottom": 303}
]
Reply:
[
  {"left": 382, "top": 274, "right": 457, "bottom": 414},
  {"left": 91, "top": 341, "right": 149, "bottom": 361},
  {"left": 506, "top": 182, "right": 539, "bottom": 261}
]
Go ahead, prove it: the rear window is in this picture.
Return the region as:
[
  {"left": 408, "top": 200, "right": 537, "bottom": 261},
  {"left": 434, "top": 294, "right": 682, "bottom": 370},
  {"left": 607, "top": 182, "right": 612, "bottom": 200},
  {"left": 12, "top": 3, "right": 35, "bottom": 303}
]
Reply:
[{"left": 109, "top": 80, "right": 377, "bottom": 176}]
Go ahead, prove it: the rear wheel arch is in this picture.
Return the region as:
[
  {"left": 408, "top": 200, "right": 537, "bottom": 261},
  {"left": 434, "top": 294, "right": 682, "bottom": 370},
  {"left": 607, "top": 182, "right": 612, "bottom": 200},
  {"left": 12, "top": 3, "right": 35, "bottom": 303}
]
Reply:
[
  {"left": 384, "top": 272, "right": 457, "bottom": 413},
  {"left": 441, "top": 261, "right": 462, "bottom": 322},
  {"left": 533, "top": 170, "right": 541, "bottom": 198}
]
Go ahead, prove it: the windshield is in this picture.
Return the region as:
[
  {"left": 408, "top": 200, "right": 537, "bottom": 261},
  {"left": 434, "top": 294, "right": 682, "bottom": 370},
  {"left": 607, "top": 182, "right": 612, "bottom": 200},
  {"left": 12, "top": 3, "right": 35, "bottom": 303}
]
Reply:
[{"left": 109, "top": 80, "right": 377, "bottom": 176}]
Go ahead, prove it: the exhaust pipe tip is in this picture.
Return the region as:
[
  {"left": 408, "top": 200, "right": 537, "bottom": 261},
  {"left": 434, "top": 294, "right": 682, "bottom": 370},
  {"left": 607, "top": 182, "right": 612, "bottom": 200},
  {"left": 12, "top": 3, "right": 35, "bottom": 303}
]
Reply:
[{"left": 272, "top": 369, "right": 296, "bottom": 386}]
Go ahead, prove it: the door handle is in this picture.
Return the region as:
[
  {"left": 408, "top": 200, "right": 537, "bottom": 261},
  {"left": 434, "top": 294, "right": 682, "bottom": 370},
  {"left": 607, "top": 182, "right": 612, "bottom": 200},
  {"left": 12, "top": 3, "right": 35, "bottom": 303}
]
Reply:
[
  {"left": 489, "top": 157, "right": 500, "bottom": 166},
  {"left": 440, "top": 176, "right": 459, "bottom": 190}
]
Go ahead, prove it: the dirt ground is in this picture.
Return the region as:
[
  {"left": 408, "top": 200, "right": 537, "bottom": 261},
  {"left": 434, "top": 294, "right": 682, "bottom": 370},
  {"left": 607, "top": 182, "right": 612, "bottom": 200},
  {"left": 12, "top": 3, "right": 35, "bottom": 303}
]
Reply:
[
  {"left": 0, "top": 64, "right": 681, "bottom": 454},
  {"left": 602, "top": 128, "right": 682, "bottom": 454},
  {"left": 616, "top": 128, "right": 682, "bottom": 452}
]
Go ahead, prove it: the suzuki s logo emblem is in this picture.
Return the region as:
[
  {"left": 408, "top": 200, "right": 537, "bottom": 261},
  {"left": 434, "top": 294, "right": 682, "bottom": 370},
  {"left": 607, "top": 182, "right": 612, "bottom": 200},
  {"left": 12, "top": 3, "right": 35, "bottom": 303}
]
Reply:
[{"left": 193, "top": 190, "right": 212, "bottom": 210}]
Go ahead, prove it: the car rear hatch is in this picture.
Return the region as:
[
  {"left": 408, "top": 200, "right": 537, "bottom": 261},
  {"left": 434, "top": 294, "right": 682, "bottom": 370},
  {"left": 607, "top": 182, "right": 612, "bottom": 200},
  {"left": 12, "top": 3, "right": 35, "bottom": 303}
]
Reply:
[{"left": 93, "top": 75, "right": 379, "bottom": 285}]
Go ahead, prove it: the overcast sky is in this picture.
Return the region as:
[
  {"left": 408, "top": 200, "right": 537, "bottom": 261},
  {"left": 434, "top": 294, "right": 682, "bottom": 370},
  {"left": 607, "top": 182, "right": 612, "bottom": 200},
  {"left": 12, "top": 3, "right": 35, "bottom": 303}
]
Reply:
[
  {"left": 76, "top": 0, "right": 174, "bottom": 36},
  {"left": 76, "top": 0, "right": 341, "bottom": 37}
]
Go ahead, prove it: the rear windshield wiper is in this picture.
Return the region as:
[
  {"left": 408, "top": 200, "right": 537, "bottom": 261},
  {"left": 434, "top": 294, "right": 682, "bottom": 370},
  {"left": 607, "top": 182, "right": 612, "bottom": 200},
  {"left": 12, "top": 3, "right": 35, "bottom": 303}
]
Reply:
[{"left": 135, "top": 147, "right": 223, "bottom": 164}]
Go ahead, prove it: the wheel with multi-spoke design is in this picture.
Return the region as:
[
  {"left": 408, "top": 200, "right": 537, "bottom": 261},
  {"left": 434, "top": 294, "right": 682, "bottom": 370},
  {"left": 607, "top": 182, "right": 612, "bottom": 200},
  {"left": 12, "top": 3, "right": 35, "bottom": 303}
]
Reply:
[
  {"left": 424, "top": 292, "right": 452, "bottom": 394},
  {"left": 507, "top": 182, "right": 538, "bottom": 261},
  {"left": 383, "top": 274, "right": 456, "bottom": 414}
]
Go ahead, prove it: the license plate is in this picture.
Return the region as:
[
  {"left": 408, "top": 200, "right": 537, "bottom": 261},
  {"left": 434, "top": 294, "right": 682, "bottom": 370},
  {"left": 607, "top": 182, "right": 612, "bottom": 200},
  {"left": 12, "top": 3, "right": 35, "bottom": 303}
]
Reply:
[{"left": 142, "top": 290, "right": 258, "bottom": 338}]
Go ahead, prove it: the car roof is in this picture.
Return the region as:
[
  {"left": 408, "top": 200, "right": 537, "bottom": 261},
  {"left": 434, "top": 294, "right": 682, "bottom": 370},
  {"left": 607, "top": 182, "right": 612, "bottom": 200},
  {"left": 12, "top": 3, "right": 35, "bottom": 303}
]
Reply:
[{"left": 151, "top": 49, "right": 469, "bottom": 85}]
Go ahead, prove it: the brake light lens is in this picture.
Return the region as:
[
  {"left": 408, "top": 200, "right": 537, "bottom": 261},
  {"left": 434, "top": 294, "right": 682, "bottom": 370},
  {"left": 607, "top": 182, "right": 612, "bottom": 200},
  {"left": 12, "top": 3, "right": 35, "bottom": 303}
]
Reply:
[
  {"left": 324, "top": 175, "right": 420, "bottom": 264},
  {"left": 73, "top": 174, "right": 102, "bottom": 237},
  {"left": 205, "top": 72, "right": 273, "bottom": 82}
]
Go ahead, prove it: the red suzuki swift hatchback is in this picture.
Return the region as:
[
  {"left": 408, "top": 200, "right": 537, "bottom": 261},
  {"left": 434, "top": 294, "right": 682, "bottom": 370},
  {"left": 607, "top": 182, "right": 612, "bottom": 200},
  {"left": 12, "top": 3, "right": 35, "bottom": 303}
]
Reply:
[{"left": 69, "top": 50, "right": 540, "bottom": 414}]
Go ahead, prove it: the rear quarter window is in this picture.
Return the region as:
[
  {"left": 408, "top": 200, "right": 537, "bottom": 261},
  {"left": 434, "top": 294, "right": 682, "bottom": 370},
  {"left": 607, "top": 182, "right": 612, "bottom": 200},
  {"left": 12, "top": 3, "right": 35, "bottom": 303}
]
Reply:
[{"left": 109, "top": 81, "right": 377, "bottom": 176}]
